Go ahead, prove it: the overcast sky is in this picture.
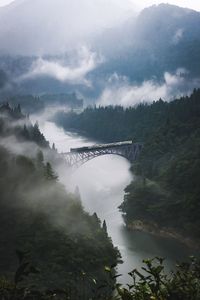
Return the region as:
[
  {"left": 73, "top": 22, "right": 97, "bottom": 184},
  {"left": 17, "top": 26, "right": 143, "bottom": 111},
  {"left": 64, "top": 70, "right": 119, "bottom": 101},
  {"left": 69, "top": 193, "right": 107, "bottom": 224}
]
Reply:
[
  {"left": 0, "top": 0, "right": 200, "bottom": 11},
  {"left": 0, "top": 0, "right": 14, "bottom": 6}
]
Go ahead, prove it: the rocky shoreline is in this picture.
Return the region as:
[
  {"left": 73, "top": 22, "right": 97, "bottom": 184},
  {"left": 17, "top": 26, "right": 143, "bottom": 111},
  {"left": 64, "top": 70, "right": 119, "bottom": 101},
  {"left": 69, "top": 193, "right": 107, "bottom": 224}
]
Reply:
[{"left": 127, "top": 220, "right": 200, "bottom": 250}]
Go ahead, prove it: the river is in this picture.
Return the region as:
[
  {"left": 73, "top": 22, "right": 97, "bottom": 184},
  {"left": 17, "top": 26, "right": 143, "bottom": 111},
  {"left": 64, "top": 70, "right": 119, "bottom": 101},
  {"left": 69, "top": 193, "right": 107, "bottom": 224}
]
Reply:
[{"left": 35, "top": 118, "right": 192, "bottom": 284}]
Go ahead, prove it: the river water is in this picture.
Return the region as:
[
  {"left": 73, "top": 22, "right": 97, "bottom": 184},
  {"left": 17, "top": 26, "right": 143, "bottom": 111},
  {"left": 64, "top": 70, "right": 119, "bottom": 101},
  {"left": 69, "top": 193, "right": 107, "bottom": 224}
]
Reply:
[{"left": 36, "top": 118, "right": 192, "bottom": 284}]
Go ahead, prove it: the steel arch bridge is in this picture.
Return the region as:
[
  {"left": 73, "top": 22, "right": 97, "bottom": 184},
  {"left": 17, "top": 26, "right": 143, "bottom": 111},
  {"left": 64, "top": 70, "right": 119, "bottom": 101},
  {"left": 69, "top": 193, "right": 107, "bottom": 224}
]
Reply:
[{"left": 63, "top": 140, "right": 143, "bottom": 168}]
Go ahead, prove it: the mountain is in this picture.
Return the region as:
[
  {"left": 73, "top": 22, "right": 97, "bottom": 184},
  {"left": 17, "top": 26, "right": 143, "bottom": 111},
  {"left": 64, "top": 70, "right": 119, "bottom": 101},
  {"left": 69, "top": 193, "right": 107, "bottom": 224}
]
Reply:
[
  {"left": 93, "top": 4, "right": 200, "bottom": 82},
  {"left": 0, "top": 0, "right": 134, "bottom": 56},
  {"left": 0, "top": 3, "right": 200, "bottom": 99}
]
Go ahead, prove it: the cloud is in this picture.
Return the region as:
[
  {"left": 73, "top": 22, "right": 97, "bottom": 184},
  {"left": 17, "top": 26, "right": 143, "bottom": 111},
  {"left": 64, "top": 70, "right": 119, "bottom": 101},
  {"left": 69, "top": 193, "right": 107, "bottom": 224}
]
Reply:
[
  {"left": 98, "top": 69, "right": 200, "bottom": 106},
  {"left": 0, "top": 135, "right": 39, "bottom": 157},
  {"left": 0, "top": 0, "right": 135, "bottom": 55},
  {"left": 172, "top": 28, "right": 184, "bottom": 44},
  {"left": 18, "top": 47, "right": 103, "bottom": 86}
]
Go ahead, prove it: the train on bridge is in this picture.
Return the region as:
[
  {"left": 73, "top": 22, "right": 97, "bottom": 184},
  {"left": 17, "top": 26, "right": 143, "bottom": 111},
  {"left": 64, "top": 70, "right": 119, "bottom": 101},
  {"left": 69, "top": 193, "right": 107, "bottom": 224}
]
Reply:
[{"left": 70, "top": 140, "right": 133, "bottom": 153}]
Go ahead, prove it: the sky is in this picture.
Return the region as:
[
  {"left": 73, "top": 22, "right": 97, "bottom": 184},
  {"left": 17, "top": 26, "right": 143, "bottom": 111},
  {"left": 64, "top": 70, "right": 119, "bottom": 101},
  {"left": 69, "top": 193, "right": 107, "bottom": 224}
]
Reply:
[
  {"left": 0, "top": 0, "right": 200, "bottom": 11},
  {"left": 0, "top": 0, "right": 14, "bottom": 6}
]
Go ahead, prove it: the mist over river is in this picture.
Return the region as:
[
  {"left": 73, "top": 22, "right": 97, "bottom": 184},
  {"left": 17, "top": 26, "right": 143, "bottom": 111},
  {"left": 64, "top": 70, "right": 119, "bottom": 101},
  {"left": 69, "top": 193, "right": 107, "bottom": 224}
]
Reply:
[{"left": 33, "top": 117, "right": 192, "bottom": 284}]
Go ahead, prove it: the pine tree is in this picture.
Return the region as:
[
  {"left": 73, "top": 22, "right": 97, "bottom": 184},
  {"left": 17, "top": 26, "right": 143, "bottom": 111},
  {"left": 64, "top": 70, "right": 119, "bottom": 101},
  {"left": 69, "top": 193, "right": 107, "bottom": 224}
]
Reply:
[
  {"left": 14, "top": 104, "right": 22, "bottom": 118},
  {"left": 44, "top": 162, "right": 58, "bottom": 181},
  {"left": 22, "top": 125, "right": 30, "bottom": 140},
  {"left": 92, "top": 213, "right": 101, "bottom": 226},
  {"left": 36, "top": 149, "right": 44, "bottom": 167},
  {"left": 52, "top": 143, "right": 56, "bottom": 151},
  {"left": 102, "top": 220, "right": 108, "bottom": 235}
]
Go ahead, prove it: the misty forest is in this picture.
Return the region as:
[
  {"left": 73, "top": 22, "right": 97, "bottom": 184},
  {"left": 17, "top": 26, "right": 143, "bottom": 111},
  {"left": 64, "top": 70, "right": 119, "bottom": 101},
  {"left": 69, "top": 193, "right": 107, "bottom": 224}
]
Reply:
[{"left": 0, "top": 1, "right": 200, "bottom": 299}]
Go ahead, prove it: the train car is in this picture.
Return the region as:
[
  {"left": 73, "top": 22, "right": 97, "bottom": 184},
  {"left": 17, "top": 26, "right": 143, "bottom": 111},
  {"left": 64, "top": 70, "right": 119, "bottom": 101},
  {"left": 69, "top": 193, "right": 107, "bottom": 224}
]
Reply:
[
  {"left": 70, "top": 140, "right": 133, "bottom": 153},
  {"left": 70, "top": 146, "right": 89, "bottom": 152}
]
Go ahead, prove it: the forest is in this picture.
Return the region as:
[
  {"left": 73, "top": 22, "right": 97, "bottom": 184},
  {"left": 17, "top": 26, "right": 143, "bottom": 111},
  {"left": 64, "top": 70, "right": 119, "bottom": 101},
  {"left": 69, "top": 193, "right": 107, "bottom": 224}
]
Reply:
[
  {"left": 0, "top": 91, "right": 200, "bottom": 299},
  {"left": 0, "top": 93, "right": 83, "bottom": 114},
  {"left": 54, "top": 89, "right": 200, "bottom": 241},
  {"left": 0, "top": 103, "right": 119, "bottom": 299}
]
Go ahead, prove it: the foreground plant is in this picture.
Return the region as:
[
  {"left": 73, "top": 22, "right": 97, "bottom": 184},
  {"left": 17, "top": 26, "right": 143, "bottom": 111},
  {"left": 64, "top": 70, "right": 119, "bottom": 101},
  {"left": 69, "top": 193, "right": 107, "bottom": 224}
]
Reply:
[
  {"left": 1, "top": 255, "right": 200, "bottom": 300},
  {"left": 108, "top": 257, "right": 200, "bottom": 300}
]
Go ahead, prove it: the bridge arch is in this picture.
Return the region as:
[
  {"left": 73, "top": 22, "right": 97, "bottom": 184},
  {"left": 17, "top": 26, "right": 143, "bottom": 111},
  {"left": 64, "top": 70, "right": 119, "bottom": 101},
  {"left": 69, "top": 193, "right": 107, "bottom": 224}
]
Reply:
[{"left": 63, "top": 141, "right": 142, "bottom": 168}]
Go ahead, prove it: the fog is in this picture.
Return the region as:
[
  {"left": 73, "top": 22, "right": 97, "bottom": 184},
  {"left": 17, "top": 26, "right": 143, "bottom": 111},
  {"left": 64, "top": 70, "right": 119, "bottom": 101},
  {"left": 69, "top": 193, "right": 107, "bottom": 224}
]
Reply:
[
  {"left": 0, "top": 135, "right": 40, "bottom": 157},
  {"left": 0, "top": 0, "right": 199, "bottom": 105},
  {"left": 0, "top": 0, "right": 135, "bottom": 55},
  {"left": 0, "top": 108, "right": 78, "bottom": 235},
  {"left": 19, "top": 47, "right": 103, "bottom": 87},
  {"left": 98, "top": 69, "right": 200, "bottom": 106},
  {"left": 1, "top": 0, "right": 198, "bottom": 56}
]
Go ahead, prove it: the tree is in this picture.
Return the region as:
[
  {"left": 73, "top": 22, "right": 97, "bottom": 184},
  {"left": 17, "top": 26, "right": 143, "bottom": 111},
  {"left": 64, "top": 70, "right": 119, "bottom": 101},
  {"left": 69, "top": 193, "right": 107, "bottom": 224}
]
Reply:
[
  {"left": 102, "top": 220, "right": 108, "bottom": 236},
  {"left": 22, "top": 125, "right": 30, "bottom": 140},
  {"left": 44, "top": 162, "right": 58, "bottom": 181},
  {"left": 36, "top": 149, "right": 44, "bottom": 168},
  {"left": 52, "top": 143, "right": 56, "bottom": 151}
]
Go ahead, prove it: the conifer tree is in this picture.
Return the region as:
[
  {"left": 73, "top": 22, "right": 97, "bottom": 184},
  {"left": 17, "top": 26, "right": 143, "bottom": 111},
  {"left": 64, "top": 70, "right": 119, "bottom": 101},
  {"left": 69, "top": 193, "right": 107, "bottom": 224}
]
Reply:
[
  {"left": 44, "top": 162, "right": 58, "bottom": 181},
  {"left": 36, "top": 149, "right": 44, "bottom": 167},
  {"left": 102, "top": 220, "right": 108, "bottom": 235}
]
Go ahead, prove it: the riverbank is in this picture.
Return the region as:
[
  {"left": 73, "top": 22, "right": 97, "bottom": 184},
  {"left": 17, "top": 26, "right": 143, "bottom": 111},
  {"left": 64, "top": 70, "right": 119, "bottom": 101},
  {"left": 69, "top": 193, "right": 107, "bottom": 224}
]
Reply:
[{"left": 126, "top": 219, "right": 200, "bottom": 251}]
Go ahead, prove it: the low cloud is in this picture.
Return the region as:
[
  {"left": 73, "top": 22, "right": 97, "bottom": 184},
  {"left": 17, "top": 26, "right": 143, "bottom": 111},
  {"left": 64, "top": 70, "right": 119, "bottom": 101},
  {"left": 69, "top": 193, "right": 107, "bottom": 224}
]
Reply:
[
  {"left": 98, "top": 69, "right": 200, "bottom": 106},
  {"left": 19, "top": 47, "right": 103, "bottom": 87},
  {"left": 30, "top": 105, "right": 70, "bottom": 128},
  {"left": 172, "top": 28, "right": 184, "bottom": 44},
  {"left": 0, "top": 135, "right": 39, "bottom": 158}
]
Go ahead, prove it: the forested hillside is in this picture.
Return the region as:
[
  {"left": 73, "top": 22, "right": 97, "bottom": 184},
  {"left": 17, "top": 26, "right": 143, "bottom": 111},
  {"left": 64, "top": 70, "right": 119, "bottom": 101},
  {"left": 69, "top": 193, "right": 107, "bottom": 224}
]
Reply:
[
  {"left": 0, "top": 103, "right": 119, "bottom": 299},
  {"left": 55, "top": 89, "right": 200, "bottom": 241},
  {"left": 0, "top": 93, "right": 83, "bottom": 114},
  {"left": 95, "top": 4, "right": 200, "bottom": 82}
]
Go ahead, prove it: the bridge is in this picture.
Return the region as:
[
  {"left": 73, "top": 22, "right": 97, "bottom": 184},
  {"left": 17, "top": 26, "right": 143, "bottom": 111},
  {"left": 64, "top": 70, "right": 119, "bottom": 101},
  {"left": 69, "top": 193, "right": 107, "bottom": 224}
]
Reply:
[{"left": 63, "top": 140, "right": 143, "bottom": 168}]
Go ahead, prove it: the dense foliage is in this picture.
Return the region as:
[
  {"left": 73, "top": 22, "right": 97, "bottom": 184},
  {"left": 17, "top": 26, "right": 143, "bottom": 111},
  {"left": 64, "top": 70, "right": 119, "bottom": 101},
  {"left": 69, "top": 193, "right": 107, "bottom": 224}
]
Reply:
[
  {"left": 0, "top": 104, "right": 119, "bottom": 299},
  {"left": 113, "top": 257, "right": 200, "bottom": 300},
  {"left": 1, "top": 256, "right": 200, "bottom": 300},
  {"left": 0, "top": 103, "right": 49, "bottom": 147},
  {"left": 54, "top": 89, "right": 200, "bottom": 240}
]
